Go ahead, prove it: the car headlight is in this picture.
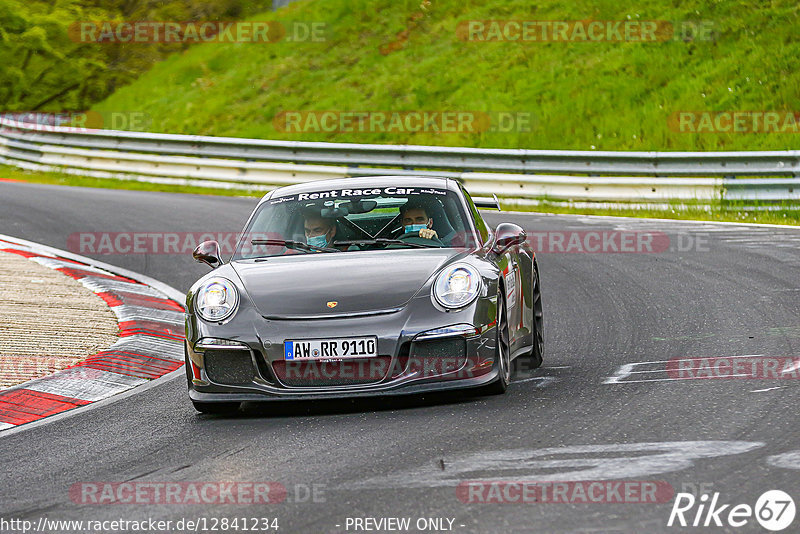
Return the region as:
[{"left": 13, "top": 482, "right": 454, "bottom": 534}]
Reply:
[
  {"left": 433, "top": 263, "right": 481, "bottom": 309},
  {"left": 196, "top": 277, "right": 239, "bottom": 322}
]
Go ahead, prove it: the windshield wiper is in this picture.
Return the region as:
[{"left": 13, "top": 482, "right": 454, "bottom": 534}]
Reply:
[
  {"left": 333, "top": 238, "right": 441, "bottom": 249},
  {"left": 251, "top": 238, "right": 341, "bottom": 253}
]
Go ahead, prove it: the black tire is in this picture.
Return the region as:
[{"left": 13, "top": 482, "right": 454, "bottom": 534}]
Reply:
[
  {"left": 483, "top": 292, "right": 511, "bottom": 395},
  {"left": 192, "top": 401, "right": 241, "bottom": 415},
  {"left": 527, "top": 262, "right": 544, "bottom": 369}
]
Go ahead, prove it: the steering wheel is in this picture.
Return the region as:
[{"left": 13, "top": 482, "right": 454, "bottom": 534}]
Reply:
[{"left": 396, "top": 231, "right": 445, "bottom": 247}]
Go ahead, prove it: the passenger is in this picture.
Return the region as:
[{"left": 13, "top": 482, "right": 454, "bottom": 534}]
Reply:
[{"left": 400, "top": 201, "right": 438, "bottom": 241}]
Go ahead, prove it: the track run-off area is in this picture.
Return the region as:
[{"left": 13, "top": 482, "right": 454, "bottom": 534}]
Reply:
[{"left": 1, "top": 180, "right": 799, "bottom": 533}]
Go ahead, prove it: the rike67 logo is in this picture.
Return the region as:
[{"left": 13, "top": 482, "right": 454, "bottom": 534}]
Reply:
[{"left": 668, "top": 490, "right": 795, "bottom": 531}]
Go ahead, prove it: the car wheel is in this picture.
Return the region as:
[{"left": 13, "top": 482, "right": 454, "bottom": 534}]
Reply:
[
  {"left": 192, "top": 401, "right": 241, "bottom": 415},
  {"left": 528, "top": 262, "right": 544, "bottom": 369},
  {"left": 483, "top": 292, "right": 511, "bottom": 395}
]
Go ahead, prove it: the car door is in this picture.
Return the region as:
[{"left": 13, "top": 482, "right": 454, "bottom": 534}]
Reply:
[{"left": 460, "top": 184, "right": 532, "bottom": 356}]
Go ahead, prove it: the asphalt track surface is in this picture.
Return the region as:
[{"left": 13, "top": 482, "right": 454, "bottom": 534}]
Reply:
[{"left": 1, "top": 181, "right": 799, "bottom": 533}]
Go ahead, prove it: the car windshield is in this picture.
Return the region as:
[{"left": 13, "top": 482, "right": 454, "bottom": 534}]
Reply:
[{"left": 233, "top": 186, "right": 477, "bottom": 260}]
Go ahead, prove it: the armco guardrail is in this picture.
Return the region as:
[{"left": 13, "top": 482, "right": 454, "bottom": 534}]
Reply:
[{"left": 1, "top": 118, "right": 798, "bottom": 202}]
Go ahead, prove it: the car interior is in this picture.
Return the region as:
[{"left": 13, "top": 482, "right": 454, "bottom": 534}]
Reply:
[{"left": 238, "top": 193, "right": 474, "bottom": 258}]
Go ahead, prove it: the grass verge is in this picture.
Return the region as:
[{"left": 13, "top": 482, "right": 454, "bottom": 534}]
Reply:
[
  {"left": 92, "top": 0, "right": 800, "bottom": 151},
  {"left": 501, "top": 199, "right": 800, "bottom": 226}
]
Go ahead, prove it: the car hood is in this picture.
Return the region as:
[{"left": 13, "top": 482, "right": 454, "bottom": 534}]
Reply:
[{"left": 230, "top": 249, "right": 466, "bottom": 318}]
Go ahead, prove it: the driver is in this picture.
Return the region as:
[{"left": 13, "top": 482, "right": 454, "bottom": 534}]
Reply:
[
  {"left": 303, "top": 213, "right": 337, "bottom": 249},
  {"left": 400, "top": 200, "right": 438, "bottom": 240}
]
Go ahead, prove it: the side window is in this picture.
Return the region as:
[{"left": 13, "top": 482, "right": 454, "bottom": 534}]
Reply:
[{"left": 461, "top": 185, "right": 489, "bottom": 244}]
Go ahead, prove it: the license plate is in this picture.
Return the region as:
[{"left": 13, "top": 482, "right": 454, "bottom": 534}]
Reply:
[{"left": 284, "top": 336, "right": 378, "bottom": 360}]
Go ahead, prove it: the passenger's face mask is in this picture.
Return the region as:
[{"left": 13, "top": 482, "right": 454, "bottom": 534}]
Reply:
[
  {"left": 307, "top": 234, "right": 328, "bottom": 248},
  {"left": 404, "top": 224, "right": 427, "bottom": 234}
]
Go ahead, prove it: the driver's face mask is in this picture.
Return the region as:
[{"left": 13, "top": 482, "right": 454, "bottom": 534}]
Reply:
[
  {"left": 307, "top": 233, "right": 329, "bottom": 248},
  {"left": 404, "top": 223, "right": 427, "bottom": 234}
]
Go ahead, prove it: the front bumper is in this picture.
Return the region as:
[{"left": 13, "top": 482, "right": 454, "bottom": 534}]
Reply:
[{"left": 186, "top": 296, "right": 499, "bottom": 402}]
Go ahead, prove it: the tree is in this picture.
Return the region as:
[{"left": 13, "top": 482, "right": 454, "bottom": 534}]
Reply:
[{"left": 0, "top": 0, "right": 269, "bottom": 113}]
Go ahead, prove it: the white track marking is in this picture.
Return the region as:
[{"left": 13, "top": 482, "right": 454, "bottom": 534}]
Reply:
[
  {"left": 604, "top": 354, "right": 765, "bottom": 384},
  {"left": 79, "top": 277, "right": 169, "bottom": 298},
  {"left": 781, "top": 359, "right": 800, "bottom": 374},
  {"left": 750, "top": 386, "right": 785, "bottom": 393},
  {"left": 24, "top": 369, "right": 147, "bottom": 402},
  {"left": 766, "top": 451, "right": 800, "bottom": 470},
  {"left": 513, "top": 376, "right": 558, "bottom": 387},
  {"left": 27, "top": 257, "right": 108, "bottom": 274},
  {"left": 346, "top": 441, "right": 764, "bottom": 489},
  {"left": 112, "top": 305, "right": 184, "bottom": 325},
  {"left": 108, "top": 335, "right": 184, "bottom": 361}
]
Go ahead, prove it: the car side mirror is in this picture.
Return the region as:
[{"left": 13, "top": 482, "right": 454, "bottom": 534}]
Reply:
[
  {"left": 193, "top": 240, "right": 222, "bottom": 268},
  {"left": 492, "top": 223, "right": 526, "bottom": 255}
]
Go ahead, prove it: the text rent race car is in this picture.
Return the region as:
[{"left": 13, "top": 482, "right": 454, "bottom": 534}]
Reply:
[{"left": 185, "top": 176, "right": 543, "bottom": 413}]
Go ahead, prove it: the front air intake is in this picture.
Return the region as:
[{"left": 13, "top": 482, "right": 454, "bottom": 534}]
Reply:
[
  {"left": 204, "top": 349, "right": 255, "bottom": 385},
  {"left": 407, "top": 337, "right": 468, "bottom": 377}
]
